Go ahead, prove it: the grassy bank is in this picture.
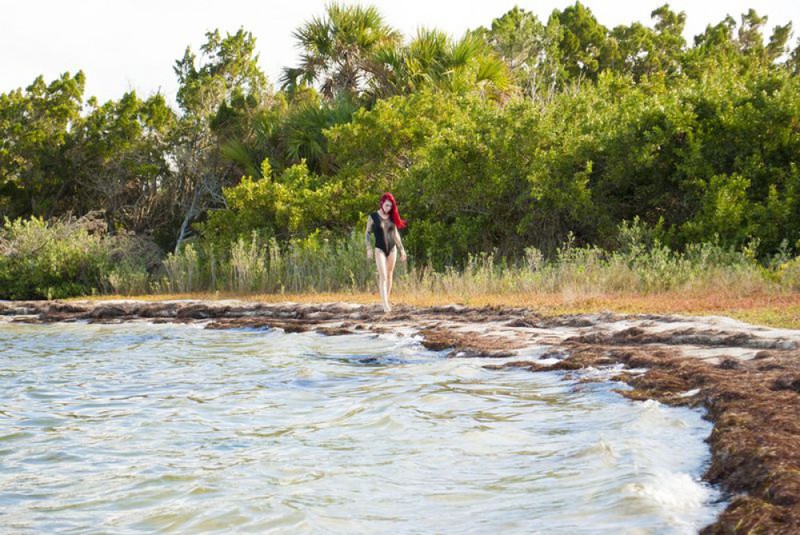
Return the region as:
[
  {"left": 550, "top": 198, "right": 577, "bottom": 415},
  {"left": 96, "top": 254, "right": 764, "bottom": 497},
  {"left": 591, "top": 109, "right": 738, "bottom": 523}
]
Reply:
[{"left": 5, "top": 215, "right": 800, "bottom": 329}]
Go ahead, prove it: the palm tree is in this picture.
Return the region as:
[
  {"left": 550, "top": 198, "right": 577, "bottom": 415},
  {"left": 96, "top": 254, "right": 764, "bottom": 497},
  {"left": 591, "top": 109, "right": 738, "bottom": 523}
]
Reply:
[
  {"left": 282, "top": 96, "right": 360, "bottom": 175},
  {"left": 281, "top": 3, "right": 401, "bottom": 101},
  {"left": 368, "top": 28, "right": 512, "bottom": 99}
]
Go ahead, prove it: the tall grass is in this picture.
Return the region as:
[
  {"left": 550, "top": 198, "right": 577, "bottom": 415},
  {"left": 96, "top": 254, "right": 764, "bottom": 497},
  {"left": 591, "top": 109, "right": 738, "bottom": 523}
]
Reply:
[
  {"left": 4, "top": 215, "right": 796, "bottom": 300},
  {"left": 151, "top": 230, "right": 789, "bottom": 299},
  {"left": 410, "top": 238, "right": 776, "bottom": 300},
  {"left": 153, "top": 231, "right": 377, "bottom": 294}
]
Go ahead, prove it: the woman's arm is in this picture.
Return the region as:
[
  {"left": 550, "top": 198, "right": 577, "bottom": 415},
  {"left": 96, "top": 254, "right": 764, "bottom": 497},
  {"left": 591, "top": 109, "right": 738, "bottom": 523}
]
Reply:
[
  {"left": 393, "top": 227, "right": 407, "bottom": 261},
  {"left": 365, "top": 216, "right": 374, "bottom": 259}
]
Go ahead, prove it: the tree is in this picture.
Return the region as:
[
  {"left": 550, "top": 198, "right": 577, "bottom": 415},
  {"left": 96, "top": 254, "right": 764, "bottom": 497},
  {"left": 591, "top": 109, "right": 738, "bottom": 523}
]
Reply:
[
  {"left": 0, "top": 72, "right": 85, "bottom": 219},
  {"left": 327, "top": 89, "right": 597, "bottom": 263},
  {"left": 171, "top": 28, "right": 273, "bottom": 250},
  {"left": 282, "top": 95, "right": 359, "bottom": 175},
  {"left": 220, "top": 93, "right": 291, "bottom": 180},
  {"left": 766, "top": 22, "right": 793, "bottom": 63},
  {"left": 69, "top": 91, "right": 175, "bottom": 234},
  {"left": 175, "top": 28, "right": 268, "bottom": 116},
  {"left": 688, "top": 14, "right": 738, "bottom": 72},
  {"left": 649, "top": 4, "right": 687, "bottom": 75},
  {"left": 281, "top": 3, "right": 401, "bottom": 101},
  {"left": 477, "top": 7, "right": 563, "bottom": 99},
  {"left": 370, "top": 28, "right": 511, "bottom": 100},
  {"left": 552, "top": 2, "right": 608, "bottom": 83},
  {"left": 735, "top": 9, "right": 792, "bottom": 64},
  {"left": 788, "top": 38, "right": 800, "bottom": 75},
  {"left": 601, "top": 5, "right": 686, "bottom": 80}
]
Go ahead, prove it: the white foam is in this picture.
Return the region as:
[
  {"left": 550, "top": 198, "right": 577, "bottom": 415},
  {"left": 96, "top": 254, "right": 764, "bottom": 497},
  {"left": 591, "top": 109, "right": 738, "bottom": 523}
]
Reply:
[{"left": 624, "top": 470, "right": 720, "bottom": 532}]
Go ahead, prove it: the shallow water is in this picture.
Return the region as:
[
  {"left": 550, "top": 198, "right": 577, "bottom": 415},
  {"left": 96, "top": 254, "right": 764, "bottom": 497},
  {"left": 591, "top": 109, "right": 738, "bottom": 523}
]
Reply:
[{"left": 0, "top": 322, "right": 723, "bottom": 533}]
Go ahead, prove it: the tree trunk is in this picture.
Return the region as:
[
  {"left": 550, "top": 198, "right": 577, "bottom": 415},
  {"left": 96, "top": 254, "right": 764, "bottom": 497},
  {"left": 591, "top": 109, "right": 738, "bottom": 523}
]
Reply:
[{"left": 175, "top": 183, "right": 201, "bottom": 253}]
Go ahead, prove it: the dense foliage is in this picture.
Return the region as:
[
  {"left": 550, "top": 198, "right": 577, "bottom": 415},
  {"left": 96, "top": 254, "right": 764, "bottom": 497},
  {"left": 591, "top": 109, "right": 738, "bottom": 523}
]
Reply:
[
  {"left": 2, "top": 2, "right": 800, "bottom": 297},
  {"left": 0, "top": 215, "right": 159, "bottom": 299}
]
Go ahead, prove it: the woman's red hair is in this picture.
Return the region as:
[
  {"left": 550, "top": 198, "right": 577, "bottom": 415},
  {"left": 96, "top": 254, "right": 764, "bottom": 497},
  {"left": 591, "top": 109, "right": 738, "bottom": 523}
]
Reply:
[{"left": 379, "top": 192, "right": 406, "bottom": 229}]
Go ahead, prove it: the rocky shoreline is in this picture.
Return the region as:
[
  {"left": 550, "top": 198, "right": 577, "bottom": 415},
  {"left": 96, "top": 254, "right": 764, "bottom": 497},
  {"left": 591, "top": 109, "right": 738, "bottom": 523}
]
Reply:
[{"left": 3, "top": 299, "right": 799, "bottom": 533}]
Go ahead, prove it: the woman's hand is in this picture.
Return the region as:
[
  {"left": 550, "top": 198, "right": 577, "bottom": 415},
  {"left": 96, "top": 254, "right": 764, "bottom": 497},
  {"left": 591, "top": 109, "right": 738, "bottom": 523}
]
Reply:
[
  {"left": 367, "top": 249, "right": 374, "bottom": 260},
  {"left": 400, "top": 251, "right": 407, "bottom": 262}
]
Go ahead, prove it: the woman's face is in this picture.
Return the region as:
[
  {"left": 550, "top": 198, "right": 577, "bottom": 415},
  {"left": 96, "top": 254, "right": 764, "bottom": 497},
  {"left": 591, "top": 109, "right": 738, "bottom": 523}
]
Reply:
[{"left": 381, "top": 200, "right": 392, "bottom": 213}]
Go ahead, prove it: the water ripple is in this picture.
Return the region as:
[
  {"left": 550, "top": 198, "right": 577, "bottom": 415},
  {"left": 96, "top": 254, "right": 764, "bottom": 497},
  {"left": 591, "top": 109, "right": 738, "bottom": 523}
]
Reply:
[{"left": 0, "top": 322, "right": 723, "bottom": 533}]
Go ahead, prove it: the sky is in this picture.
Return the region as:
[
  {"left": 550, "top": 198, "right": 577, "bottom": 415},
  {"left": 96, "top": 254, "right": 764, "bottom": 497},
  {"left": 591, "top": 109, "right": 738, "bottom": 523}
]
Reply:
[{"left": 2, "top": 0, "right": 798, "bottom": 105}]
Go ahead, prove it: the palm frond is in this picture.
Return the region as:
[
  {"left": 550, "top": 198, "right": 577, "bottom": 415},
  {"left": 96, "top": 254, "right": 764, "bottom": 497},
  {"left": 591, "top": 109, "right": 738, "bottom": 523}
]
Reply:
[
  {"left": 221, "top": 139, "right": 259, "bottom": 178},
  {"left": 475, "top": 56, "right": 511, "bottom": 90},
  {"left": 449, "top": 33, "right": 485, "bottom": 68}
]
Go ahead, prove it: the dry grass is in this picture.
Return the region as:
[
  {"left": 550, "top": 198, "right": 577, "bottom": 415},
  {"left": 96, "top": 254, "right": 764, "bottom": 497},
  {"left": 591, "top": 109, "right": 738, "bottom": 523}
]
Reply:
[{"left": 71, "top": 289, "right": 800, "bottom": 329}]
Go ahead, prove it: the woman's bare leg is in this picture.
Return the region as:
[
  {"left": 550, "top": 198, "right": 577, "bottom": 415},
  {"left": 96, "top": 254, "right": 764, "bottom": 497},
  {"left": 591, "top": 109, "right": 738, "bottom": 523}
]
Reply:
[
  {"left": 374, "top": 248, "right": 390, "bottom": 313},
  {"left": 385, "top": 248, "right": 398, "bottom": 303}
]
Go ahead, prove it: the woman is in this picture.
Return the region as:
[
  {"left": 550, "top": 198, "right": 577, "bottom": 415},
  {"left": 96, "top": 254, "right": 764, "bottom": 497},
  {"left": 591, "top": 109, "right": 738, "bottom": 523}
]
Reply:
[{"left": 365, "top": 193, "right": 407, "bottom": 313}]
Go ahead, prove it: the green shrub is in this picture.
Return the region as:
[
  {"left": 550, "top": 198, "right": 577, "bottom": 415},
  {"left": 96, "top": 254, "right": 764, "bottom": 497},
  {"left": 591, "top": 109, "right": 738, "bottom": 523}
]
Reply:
[
  {"left": 0, "top": 216, "right": 111, "bottom": 299},
  {"left": 0, "top": 215, "right": 161, "bottom": 299}
]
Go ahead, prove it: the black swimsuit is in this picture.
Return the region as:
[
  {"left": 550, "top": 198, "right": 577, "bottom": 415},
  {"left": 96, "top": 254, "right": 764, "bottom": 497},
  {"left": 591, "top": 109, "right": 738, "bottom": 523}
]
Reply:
[{"left": 370, "top": 212, "right": 396, "bottom": 256}]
